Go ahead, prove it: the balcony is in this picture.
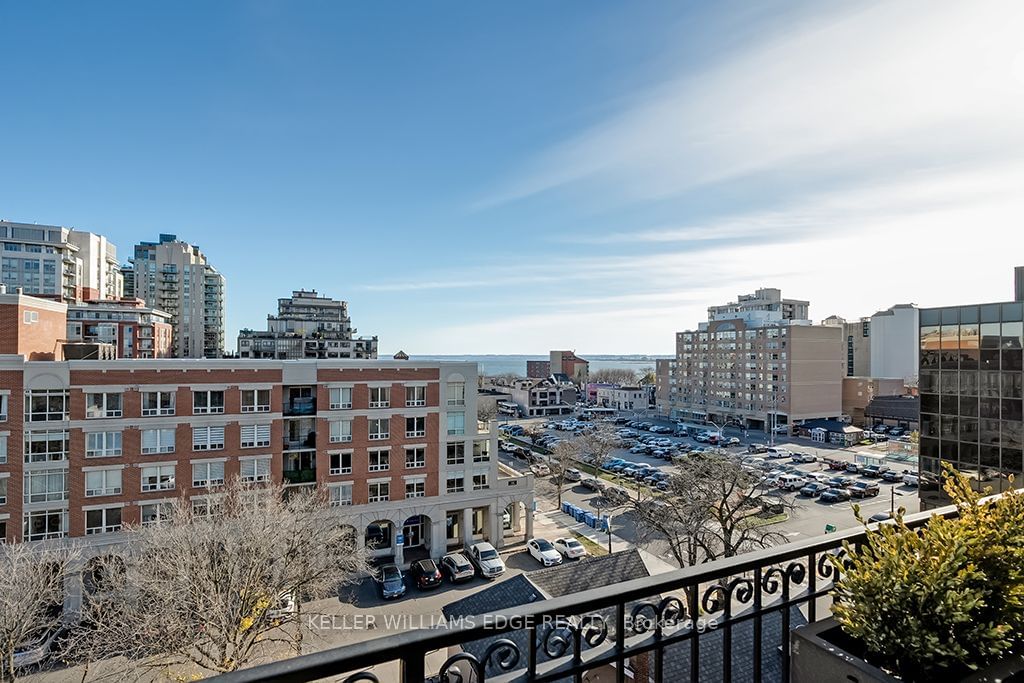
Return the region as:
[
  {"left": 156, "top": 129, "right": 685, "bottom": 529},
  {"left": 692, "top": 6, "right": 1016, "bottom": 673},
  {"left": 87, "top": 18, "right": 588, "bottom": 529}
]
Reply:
[
  {"left": 210, "top": 501, "right": 958, "bottom": 683},
  {"left": 281, "top": 468, "right": 316, "bottom": 484}
]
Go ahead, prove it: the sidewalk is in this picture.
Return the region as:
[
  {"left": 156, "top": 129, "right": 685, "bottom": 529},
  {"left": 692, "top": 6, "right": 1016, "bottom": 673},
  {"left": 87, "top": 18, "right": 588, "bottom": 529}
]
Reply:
[{"left": 531, "top": 508, "right": 679, "bottom": 576}]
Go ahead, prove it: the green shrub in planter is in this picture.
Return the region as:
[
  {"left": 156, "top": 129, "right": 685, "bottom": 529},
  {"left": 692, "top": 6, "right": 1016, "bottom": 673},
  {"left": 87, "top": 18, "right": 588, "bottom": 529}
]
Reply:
[{"left": 831, "top": 465, "right": 1024, "bottom": 681}]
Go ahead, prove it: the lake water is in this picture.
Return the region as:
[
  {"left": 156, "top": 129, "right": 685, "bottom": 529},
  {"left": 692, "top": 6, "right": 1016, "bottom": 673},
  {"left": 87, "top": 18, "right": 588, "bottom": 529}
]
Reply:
[{"left": 409, "top": 354, "right": 671, "bottom": 378}]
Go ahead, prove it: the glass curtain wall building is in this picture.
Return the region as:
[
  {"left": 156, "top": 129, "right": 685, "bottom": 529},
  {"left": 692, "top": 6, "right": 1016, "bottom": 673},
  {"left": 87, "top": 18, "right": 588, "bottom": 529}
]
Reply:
[{"left": 919, "top": 300, "right": 1024, "bottom": 509}]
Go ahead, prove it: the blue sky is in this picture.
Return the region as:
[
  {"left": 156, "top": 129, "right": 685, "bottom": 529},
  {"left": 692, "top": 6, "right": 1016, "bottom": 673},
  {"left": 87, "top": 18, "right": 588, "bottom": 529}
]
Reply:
[{"left": 2, "top": 1, "right": 1024, "bottom": 355}]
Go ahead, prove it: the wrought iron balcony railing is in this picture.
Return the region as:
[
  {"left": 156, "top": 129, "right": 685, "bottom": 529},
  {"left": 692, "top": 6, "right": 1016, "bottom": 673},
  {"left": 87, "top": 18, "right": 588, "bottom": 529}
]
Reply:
[{"left": 212, "top": 501, "right": 958, "bottom": 683}]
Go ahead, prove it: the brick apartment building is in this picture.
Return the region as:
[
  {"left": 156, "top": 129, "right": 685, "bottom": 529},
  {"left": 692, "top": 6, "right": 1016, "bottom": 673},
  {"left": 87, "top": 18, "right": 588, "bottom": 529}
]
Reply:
[
  {"left": 660, "top": 288, "right": 845, "bottom": 431},
  {"left": 0, "top": 292, "right": 535, "bottom": 582}
]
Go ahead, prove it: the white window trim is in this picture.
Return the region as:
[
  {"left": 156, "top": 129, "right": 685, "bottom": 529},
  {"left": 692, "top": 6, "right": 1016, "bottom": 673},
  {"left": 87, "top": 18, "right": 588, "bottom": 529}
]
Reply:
[{"left": 329, "top": 450, "right": 353, "bottom": 476}]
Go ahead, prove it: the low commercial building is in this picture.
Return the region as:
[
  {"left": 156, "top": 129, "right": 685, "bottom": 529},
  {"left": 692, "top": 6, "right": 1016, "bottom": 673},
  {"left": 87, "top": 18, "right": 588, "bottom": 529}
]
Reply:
[
  {"left": 864, "top": 394, "right": 920, "bottom": 431},
  {"left": 0, "top": 292, "right": 535, "bottom": 569},
  {"left": 792, "top": 419, "right": 865, "bottom": 446},
  {"left": 596, "top": 386, "right": 647, "bottom": 411},
  {"left": 500, "top": 377, "right": 577, "bottom": 417},
  {"left": 841, "top": 377, "right": 907, "bottom": 427}
]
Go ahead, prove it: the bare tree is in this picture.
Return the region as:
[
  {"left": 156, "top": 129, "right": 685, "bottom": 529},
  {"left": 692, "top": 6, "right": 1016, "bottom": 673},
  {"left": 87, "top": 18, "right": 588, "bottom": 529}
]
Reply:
[
  {"left": 0, "top": 542, "right": 78, "bottom": 683},
  {"left": 589, "top": 368, "right": 639, "bottom": 386},
  {"left": 574, "top": 425, "right": 619, "bottom": 468},
  {"left": 548, "top": 441, "right": 579, "bottom": 509},
  {"left": 630, "top": 454, "right": 791, "bottom": 567},
  {"left": 477, "top": 400, "right": 498, "bottom": 424},
  {"left": 637, "top": 366, "right": 656, "bottom": 386},
  {"left": 70, "top": 479, "right": 368, "bottom": 678}
]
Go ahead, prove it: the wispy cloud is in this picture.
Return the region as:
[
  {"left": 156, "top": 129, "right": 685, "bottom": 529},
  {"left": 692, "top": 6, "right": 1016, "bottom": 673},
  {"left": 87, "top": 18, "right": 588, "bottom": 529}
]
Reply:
[{"left": 476, "top": 0, "right": 1024, "bottom": 208}]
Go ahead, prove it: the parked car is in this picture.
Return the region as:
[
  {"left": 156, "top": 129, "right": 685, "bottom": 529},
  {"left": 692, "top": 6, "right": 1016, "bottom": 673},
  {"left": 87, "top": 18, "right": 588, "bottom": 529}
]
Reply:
[
  {"left": 580, "top": 477, "right": 605, "bottom": 492},
  {"left": 861, "top": 465, "right": 891, "bottom": 478},
  {"left": 845, "top": 462, "right": 863, "bottom": 474},
  {"left": 868, "top": 512, "right": 894, "bottom": 523},
  {"left": 819, "top": 487, "right": 852, "bottom": 503},
  {"left": 656, "top": 480, "right": 670, "bottom": 491},
  {"left": 777, "top": 473, "right": 808, "bottom": 491},
  {"left": 826, "top": 475, "right": 854, "bottom": 489},
  {"left": 408, "top": 559, "right": 443, "bottom": 590},
  {"left": 790, "top": 452, "right": 817, "bottom": 464},
  {"left": 824, "top": 458, "right": 847, "bottom": 470},
  {"left": 847, "top": 481, "right": 880, "bottom": 498},
  {"left": 903, "top": 471, "right": 920, "bottom": 487},
  {"left": 440, "top": 552, "right": 476, "bottom": 583},
  {"left": 553, "top": 537, "right": 588, "bottom": 559},
  {"left": 799, "top": 482, "right": 830, "bottom": 497},
  {"left": 881, "top": 469, "right": 904, "bottom": 483},
  {"left": 468, "top": 542, "right": 506, "bottom": 578},
  {"left": 766, "top": 448, "right": 792, "bottom": 459},
  {"left": 727, "top": 437, "right": 741, "bottom": 446},
  {"left": 761, "top": 496, "right": 786, "bottom": 515},
  {"left": 531, "top": 463, "right": 551, "bottom": 476},
  {"left": 873, "top": 424, "right": 889, "bottom": 433},
  {"left": 747, "top": 443, "right": 769, "bottom": 454},
  {"left": 527, "top": 538, "right": 563, "bottom": 567},
  {"left": 564, "top": 468, "right": 582, "bottom": 482},
  {"left": 375, "top": 564, "right": 407, "bottom": 600},
  {"left": 773, "top": 424, "right": 789, "bottom": 434},
  {"left": 889, "top": 427, "right": 905, "bottom": 437},
  {"left": 13, "top": 623, "right": 72, "bottom": 670}
]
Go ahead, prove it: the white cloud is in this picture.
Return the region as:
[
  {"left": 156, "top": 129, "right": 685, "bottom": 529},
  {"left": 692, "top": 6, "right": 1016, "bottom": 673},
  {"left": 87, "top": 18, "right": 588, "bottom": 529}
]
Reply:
[{"left": 478, "top": 0, "right": 1024, "bottom": 206}]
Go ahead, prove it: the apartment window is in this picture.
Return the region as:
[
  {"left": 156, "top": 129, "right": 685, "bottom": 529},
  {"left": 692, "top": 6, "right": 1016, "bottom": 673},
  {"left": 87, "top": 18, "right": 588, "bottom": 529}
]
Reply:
[
  {"left": 330, "top": 483, "right": 353, "bottom": 507},
  {"left": 0, "top": 477, "right": 7, "bottom": 505},
  {"left": 140, "top": 502, "right": 173, "bottom": 526},
  {"left": 447, "top": 382, "right": 465, "bottom": 407},
  {"left": 240, "top": 424, "right": 271, "bottom": 448},
  {"left": 473, "top": 440, "right": 490, "bottom": 463},
  {"left": 447, "top": 412, "right": 465, "bottom": 436},
  {"left": 446, "top": 475, "right": 464, "bottom": 494},
  {"left": 0, "top": 394, "right": 7, "bottom": 421},
  {"left": 367, "top": 481, "right": 389, "bottom": 503},
  {"left": 192, "top": 426, "right": 225, "bottom": 451},
  {"left": 86, "top": 431, "right": 122, "bottom": 458},
  {"left": 86, "top": 392, "right": 123, "bottom": 419},
  {"left": 192, "top": 461, "right": 226, "bottom": 488},
  {"left": 369, "top": 386, "right": 391, "bottom": 409},
  {"left": 406, "top": 386, "right": 426, "bottom": 407},
  {"left": 472, "top": 473, "right": 489, "bottom": 491},
  {"left": 0, "top": 435, "right": 7, "bottom": 465},
  {"left": 368, "top": 417, "right": 390, "bottom": 441},
  {"left": 85, "top": 507, "right": 123, "bottom": 535},
  {"left": 329, "top": 452, "right": 352, "bottom": 475},
  {"left": 368, "top": 449, "right": 390, "bottom": 472},
  {"left": 24, "top": 469, "right": 68, "bottom": 504},
  {"left": 406, "top": 416, "right": 426, "bottom": 438},
  {"left": 329, "top": 419, "right": 353, "bottom": 443},
  {"left": 241, "top": 389, "right": 271, "bottom": 413},
  {"left": 141, "top": 464, "right": 176, "bottom": 492},
  {"left": 240, "top": 457, "right": 271, "bottom": 483},
  {"left": 193, "top": 390, "right": 225, "bottom": 414},
  {"left": 24, "top": 430, "right": 69, "bottom": 463},
  {"left": 329, "top": 387, "right": 352, "bottom": 410},
  {"left": 141, "top": 428, "right": 175, "bottom": 454},
  {"left": 25, "top": 390, "right": 68, "bottom": 422},
  {"left": 405, "top": 447, "right": 425, "bottom": 469},
  {"left": 192, "top": 497, "right": 222, "bottom": 518},
  {"left": 140, "top": 390, "right": 174, "bottom": 416},
  {"left": 23, "top": 509, "right": 68, "bottom": 541},
  {"left": 85, "top": 469, "right": 122, "bottom": 497},
  {"left": 446, "top": 442, "right": 465, "bottom": 465},
  {"left": 406, "top": 480, "right": 426, "bottom": 499}
]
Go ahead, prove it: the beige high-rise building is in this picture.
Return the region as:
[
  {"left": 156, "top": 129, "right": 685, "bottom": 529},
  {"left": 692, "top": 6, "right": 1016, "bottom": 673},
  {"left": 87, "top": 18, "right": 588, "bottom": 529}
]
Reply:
[
  {"left": 665, "top": 288, "right": 844, "bottom": 431},
  {"left": 0, "top": 220, "right": 123, "bottom": 302},
  {"left": 129, "top": 234, "right": 225, "bottom": 358},
  {"left": 822, "top": 314, "right": 872, "bottom": 377}
]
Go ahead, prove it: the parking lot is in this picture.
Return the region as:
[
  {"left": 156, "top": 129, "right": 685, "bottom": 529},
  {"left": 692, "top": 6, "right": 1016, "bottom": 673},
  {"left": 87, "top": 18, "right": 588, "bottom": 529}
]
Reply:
[{"left": 499, "top": 414, "right": 920, "bottom": 555}]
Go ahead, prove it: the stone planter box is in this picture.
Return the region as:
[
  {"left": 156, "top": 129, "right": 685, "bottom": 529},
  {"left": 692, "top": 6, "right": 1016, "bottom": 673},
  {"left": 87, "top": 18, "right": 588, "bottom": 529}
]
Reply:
[{"left": 791, "top": 617, "right": 1024, "bottom": 683}]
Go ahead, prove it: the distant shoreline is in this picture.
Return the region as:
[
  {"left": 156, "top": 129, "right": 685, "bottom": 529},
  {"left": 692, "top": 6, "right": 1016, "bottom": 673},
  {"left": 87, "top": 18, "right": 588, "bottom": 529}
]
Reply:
[{"left": 408, "top": 354, "right": 672, "bottom": 377}]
